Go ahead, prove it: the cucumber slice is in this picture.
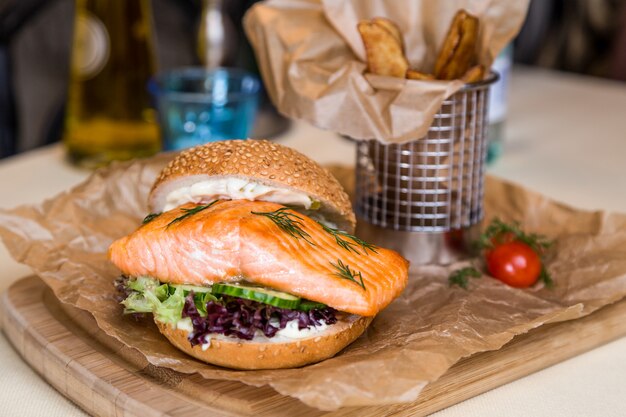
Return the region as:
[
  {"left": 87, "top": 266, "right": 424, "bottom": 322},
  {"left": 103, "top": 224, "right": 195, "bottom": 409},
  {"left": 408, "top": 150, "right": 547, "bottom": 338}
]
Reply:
[
  {"left": 297, "top": 300, "right": 327, "bottom": 312},
  {"left": 170, "top": 284, "right": 212, "bottom": 293},
  {"left": 212, "top": 283, "right": 301, "bottom": 309},
  {"left": 310, "top": 199, "right": 321, "bottom": 210}
]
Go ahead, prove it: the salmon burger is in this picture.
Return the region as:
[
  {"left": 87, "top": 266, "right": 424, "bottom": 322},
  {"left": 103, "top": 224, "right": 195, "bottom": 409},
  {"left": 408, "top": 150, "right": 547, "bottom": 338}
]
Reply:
[{"left": 108, "top": 140, "right": 409, "bottom": 370}]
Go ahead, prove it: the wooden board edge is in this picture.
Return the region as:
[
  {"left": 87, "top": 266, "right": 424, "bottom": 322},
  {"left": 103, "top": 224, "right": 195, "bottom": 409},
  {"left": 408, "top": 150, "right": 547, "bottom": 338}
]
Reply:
[
  {"left": 1, "top": 276, "right": 242, "bottom": 417},
  {"left": 3, "top": 276, "right": 626, "bottom": 417},
  {"left": 401, "top": 297, "right": 626, "bottom": 415}
]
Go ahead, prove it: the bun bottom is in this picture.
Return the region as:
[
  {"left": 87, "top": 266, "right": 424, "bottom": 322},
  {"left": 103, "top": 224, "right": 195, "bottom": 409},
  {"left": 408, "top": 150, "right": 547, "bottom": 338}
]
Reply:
[{"left": 155, "top": 315, "right": 373, "bottom": 370}]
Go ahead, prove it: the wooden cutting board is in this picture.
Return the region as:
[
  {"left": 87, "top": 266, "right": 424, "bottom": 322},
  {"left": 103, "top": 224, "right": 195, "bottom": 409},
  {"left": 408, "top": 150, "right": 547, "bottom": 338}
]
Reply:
[{"left": 3, "top": 276, "right": 626, "bottom": 417}]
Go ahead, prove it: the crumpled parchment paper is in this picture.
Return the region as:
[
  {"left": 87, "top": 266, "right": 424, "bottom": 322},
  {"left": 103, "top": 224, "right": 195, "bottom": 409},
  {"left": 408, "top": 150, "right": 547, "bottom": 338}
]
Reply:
[
  {"left": 244, "top": 0, "right": 530, "bottom": 143},
  {"left": 1, "top": 156, "right": 626, "bottom": 410}
]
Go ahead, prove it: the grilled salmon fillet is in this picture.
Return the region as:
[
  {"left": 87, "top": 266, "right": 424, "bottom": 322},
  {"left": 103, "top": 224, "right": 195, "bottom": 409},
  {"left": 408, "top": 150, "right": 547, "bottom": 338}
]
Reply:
[{"left": 109, "top": 201, "right": 408, "bottom": 316}]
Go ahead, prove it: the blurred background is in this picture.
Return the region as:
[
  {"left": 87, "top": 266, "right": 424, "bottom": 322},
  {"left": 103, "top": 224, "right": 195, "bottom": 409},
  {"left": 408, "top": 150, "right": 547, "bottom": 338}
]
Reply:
[{"left": 1, "top": 0, "right": 625, "bottom": 159}]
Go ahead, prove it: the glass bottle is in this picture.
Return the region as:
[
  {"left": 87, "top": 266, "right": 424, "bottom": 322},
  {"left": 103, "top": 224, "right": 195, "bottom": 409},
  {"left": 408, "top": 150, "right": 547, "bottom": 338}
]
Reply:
[
  {"left": 197, "top": 0, "right": 237, "bottom": 68},
  {"left": 487, "top": 44, "right": 513, "bottom": 164},
  {"left": 63, "top": 0, "right": 160, "bottom": 168}
]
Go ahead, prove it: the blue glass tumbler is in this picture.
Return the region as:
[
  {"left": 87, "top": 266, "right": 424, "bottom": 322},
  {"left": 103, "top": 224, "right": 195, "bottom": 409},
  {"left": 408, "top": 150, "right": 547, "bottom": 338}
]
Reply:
[{"left": 149, "top": 68, "right": 261, "bottom": 150}]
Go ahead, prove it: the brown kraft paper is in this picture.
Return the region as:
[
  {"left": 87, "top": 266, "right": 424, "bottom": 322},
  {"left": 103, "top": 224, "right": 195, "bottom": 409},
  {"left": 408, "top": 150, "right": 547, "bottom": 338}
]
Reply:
[
  {"left": 243, "top": 0, "right": 530, "bottom": 143},
  {"left": 1, "top": 156, "right": 626, "bottom": 410}
]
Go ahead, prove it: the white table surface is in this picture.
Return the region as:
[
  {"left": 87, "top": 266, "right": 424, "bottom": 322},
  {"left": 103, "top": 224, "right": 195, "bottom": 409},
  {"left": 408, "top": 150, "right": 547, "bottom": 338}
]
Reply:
[{"left": 1, "top": 66, "right": 626, "bottom": 416}]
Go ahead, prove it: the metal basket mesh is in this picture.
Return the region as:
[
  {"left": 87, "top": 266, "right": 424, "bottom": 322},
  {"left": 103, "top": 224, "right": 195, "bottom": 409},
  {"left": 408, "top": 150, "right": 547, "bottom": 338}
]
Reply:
[{"left": 355, "top": 77, "right": 495, "bottom": 232}]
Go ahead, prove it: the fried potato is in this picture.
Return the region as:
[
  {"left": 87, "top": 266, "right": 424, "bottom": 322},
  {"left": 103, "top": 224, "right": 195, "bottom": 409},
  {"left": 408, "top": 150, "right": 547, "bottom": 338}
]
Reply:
[
  {"left": 358, "top": 13, "right": 483, "bottom": 82},
  {"left": 434, "top": 10, "right": 480, "bottom": 80},
  {"left": 433, "top": 10, "right": 466, "bottom": 77},
  {"left": 357, "top": 21, "right": 409, "bottom": 78},
  {"left": 406, "top": 70, "right": 436, "bottom": 81},
  {"left": 372, "top": 17, "right": 403, "bottom": 49},
  {"left": 461, "top": 64, "right": 485, "bottom": 83},
  {"left": 440, "top": 14, "right": 479, "bottom": 79}
]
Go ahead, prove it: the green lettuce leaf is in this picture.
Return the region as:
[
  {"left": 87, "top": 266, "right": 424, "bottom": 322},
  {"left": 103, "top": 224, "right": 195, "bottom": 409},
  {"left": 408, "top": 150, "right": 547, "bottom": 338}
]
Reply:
[
  {"left": 155, "top": 284, "right": 169, "bottom": 301},
  {"left": 121, "top": 292, "right": 155, "bottom": 313},
  {"left": 127, "top": 276, "right": 158, "bottom": 293},
  {"left": 195, "top": 291, "right": 218, "bottom": 316},
  {"left": 121, "top": 277, "right": 217, "bottom": 324},
  {"left": 154, "top": 286, "right": 186, "bottom": 324},
  {"left": 122, "top": 276, "right": 163, "bottom": 314}
]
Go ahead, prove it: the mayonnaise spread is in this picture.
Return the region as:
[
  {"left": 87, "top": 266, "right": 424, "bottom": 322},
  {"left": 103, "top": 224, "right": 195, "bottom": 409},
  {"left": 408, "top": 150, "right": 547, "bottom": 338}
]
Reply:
[
  {"left": 176, "top": 317, "right": 194, "bottom": 332},
  {"left": 163, "top": 178, "right": 313, "bottom": 211}
]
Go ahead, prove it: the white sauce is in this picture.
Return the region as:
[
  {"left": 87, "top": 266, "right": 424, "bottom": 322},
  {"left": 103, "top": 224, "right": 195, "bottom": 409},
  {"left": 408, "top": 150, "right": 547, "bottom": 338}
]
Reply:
[
  {"left": 176, "top": 317, "right": 193, "bottom": 332},
  {"left": 163, "top": 178, "right": 313, "bottom": 211},
  {"left": 201, "top": 336, "right": 212, "bottom": 351},
  {"left": 274, "top": 319, "right": 329, "bottom": 340}
]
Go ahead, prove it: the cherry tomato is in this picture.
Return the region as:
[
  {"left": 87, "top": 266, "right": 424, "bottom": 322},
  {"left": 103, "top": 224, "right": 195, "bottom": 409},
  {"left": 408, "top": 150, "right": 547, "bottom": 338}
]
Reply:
[{"left": 485, "top": 241, "right": 542, "bottom": 288}]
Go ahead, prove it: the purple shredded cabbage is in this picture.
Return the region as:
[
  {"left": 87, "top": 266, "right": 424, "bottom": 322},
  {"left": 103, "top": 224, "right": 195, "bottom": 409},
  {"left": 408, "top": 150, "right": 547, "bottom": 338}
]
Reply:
[
  {"left": 114, "top": 275, "right": 131, "bottom": 302},
  {"left": 182, "top": 294, "right": 337, "bottom": 345}
]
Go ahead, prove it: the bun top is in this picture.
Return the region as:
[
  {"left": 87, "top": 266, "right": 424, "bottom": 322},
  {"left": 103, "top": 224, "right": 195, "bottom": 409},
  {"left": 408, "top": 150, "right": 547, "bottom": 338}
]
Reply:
[{"left": 150, "top": 140, "right": 356, "bottom": 232}]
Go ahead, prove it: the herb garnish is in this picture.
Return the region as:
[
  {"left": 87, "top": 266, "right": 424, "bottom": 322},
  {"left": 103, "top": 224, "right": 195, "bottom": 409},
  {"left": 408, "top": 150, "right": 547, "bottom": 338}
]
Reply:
[
  {"left": 167, "top": 201, "right": 218, "bottom": 228},
  {"left": 476, "top": 218, "right": 552, "bottom": 254},
  {"left": 330, "top": 259, "right": 366, "bottom": 290},
  {"left": 476, "top": 218, "right": 554, "bottom": 287},
  {"left": 319, "top": 223, "right": 378, "bottom": 255},
  {"left": 142, "top": 212, "right": 161, "bottom": 225},
  {"left": 539, "top": 265, "right": 554, "bottom": 288},
  {"left": 448, "top": 267, "right": 482, "bottom": 289},
  {"left": 251, "top": 207, "right": 314, "bottom": 245}
]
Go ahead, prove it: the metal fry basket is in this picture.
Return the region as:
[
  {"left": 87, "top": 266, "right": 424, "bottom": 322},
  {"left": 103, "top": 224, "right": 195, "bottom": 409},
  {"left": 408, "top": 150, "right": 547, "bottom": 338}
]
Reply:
[{"left": 354, "top": 73, "right": 498, "bottom": 265}]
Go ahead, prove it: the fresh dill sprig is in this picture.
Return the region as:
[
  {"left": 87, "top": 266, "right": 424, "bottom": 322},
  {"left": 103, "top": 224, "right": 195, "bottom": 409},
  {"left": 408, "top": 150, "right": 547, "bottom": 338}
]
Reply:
[
  {"left": 475, "top": 218, "right": 552, "bottom": 254},
  {"left": 539, "top": 265, "right": 554, "bottom": 288},
  {"left": 166, "top": 201, "right": 218, "bottom": 228},
  {"left": 330, "top": 259, "right": 366, "bottom": 290},
  {"left": 319, "top": 223, "right": 378, "bottom": 255},
  {"left": 448, "top": 267, "right": 482, "bottom": 289},
  {"left": 142, "top": 212, "right": 161, "bottom": 225},
  {"left": 251, "top": 207, "right": 314, "bottom": 245}
]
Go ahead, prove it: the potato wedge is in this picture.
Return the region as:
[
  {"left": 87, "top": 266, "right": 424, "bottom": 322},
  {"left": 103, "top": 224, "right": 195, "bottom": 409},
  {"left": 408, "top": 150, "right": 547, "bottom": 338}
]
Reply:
[
  {"left": 433, "top": 10, "right": 467, "bottom": 78},
  {"left": 434, "top": 10, "right": 480, "bottom": 80},
  {"left": 357, "top": 21, "right": 409, "bottom": 78},
  {"left": 406, "top": 70, "right": 436, "bottom": 81},
  {"left": 439, "top": 13, "right": 479, "bottom": 80},
  {"left": 372, "top": 17, "right": 403, "bottom": 49}
]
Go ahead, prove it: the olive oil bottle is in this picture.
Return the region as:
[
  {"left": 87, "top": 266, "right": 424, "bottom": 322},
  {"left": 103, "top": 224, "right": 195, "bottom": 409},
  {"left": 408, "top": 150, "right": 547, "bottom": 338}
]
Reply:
[{"left": 63, "top": 0, "right": 160, "bottom": 168}]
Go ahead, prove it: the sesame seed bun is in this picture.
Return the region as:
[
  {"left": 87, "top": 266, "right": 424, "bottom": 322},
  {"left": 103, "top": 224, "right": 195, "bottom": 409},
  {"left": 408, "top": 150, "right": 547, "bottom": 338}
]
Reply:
[
  {"left": 149, "top": 140, "right": 356, "bottom": 232},
  {"left": 155, "top": 315, "right": 372, "bottom": 370}
]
